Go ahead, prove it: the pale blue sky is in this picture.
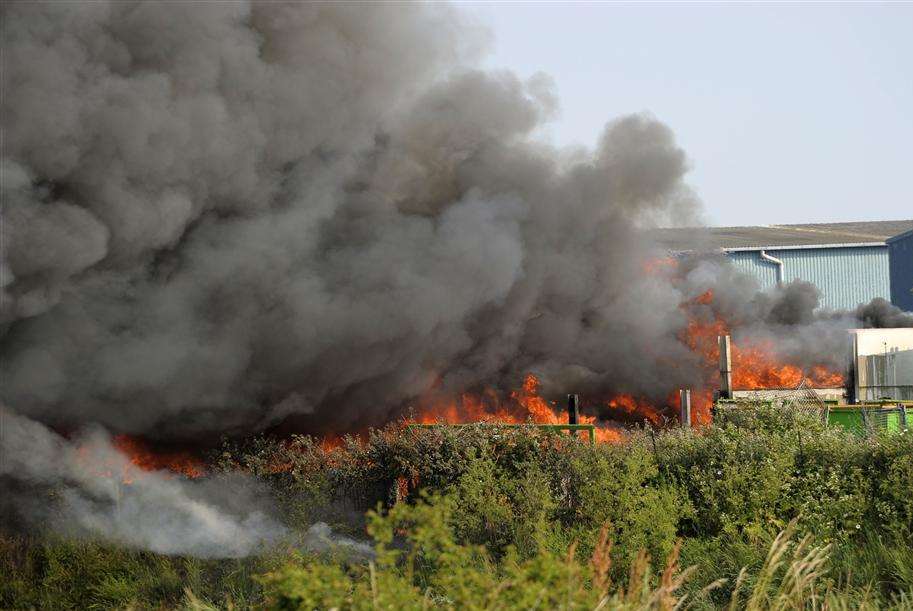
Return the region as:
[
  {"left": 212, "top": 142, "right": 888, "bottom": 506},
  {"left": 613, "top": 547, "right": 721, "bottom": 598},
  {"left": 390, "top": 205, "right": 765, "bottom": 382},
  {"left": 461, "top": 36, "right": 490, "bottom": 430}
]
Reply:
[{"left": 463, "top": 3, "right": 912, "bottom": 227}]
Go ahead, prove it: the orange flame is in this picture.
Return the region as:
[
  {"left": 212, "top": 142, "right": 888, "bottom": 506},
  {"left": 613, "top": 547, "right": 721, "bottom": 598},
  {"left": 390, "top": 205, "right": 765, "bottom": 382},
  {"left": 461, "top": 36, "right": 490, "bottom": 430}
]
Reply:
[
  {"left": 112, "top": 435, "right": 206, "bottom": 481},
  {"left": 732, "top": 342, "right": 845, "bottom": 389},
  {"left": 404, "top": 285, "right": 845, "bottom": 438},
  {"left": 73, "top": 285, "right": 846, "bottom": 465},
  {"left": 604, "top": 394, "right": 665, "bottom": 427},
  {"left": 320, "top": 434, "right": 345, "bottom": 453},
  {"left": 679, "top": 288, "right": 845, "bottom": 421},
  {"left": 411, "top": 373, "right": 623, "bottom": 443},
  {"left": 642, "top": 256, "right": 678, "bottom": 276}
]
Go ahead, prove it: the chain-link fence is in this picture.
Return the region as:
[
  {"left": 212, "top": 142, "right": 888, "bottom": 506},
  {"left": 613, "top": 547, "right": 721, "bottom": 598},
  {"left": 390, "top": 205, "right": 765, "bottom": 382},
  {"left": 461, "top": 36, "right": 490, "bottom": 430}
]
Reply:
[
  {"left": 713, "top": 380, "right": 829, "bottom": 424},
  {"left": 713, "top": 380, "right": 910, "bottom": 436},
  {"left": 863, "top": 406, "right": 908, "bottom": 432}
]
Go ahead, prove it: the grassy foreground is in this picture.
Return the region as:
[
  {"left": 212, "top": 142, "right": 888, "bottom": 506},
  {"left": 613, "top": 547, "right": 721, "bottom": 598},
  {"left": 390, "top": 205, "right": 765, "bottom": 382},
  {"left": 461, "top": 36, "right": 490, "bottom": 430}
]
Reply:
[{"left": 2, "top": 409, "right": 912, "bottom": 609}]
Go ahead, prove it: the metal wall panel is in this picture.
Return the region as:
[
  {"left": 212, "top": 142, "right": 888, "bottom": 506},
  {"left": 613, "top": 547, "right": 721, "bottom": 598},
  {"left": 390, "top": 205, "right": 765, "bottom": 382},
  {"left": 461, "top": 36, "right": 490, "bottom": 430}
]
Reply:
[
  {"left": 888, "top": 231, "right": 913, "bottom": 311},
  {"left": 726, "top": 251, "right": 779, "bottom": 287},
  {"left": 723, "top": 246, "right": 890, "bottom": 311},
  {"left": 859, "top": 349, "right": 913, "bottom": 401},
  {"left": 781, "top": 247, "right": 890, "bottom": 310}
]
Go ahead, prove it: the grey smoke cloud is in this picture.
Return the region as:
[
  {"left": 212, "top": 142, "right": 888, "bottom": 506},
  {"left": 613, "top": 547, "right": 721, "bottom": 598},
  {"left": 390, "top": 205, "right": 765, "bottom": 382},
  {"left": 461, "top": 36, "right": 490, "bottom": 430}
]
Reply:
[
  {"left": 853, "top": 297, "right": 913, "bottom": 329},
  {"left": 0, "top": 1, "right": 702, "bottom": 438},
  {"left": 1, "top": 408, "right": 380, "bottom": 558},
  {"left": 1, "top": 1, "right": 908, "bottom": 439},
  {"left": 3, "top": 1, "right": 912, "bottom": 558},
  {"left": 0, "top": 409, "right": 287, "bottom": 557}
]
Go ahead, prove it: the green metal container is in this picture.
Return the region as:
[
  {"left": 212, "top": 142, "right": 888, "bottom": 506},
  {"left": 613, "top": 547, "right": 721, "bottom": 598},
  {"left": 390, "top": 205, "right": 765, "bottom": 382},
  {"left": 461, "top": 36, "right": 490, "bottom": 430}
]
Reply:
[
  {"left": 826, "top": 406, "right": 908, "bottom": 435},
  {"left": 712, "top": 399, "right": 910, "bottom": 436}
]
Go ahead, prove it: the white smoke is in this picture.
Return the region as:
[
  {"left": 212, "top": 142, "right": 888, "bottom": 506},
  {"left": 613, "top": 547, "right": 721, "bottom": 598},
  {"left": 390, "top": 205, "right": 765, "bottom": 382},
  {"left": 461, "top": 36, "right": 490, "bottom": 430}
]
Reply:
[
  {"left": 1, "top": 409, "right": 288, "bottom": 557},
  {"left": 303, "top": 522, "right": 375, "bottom": 561}
]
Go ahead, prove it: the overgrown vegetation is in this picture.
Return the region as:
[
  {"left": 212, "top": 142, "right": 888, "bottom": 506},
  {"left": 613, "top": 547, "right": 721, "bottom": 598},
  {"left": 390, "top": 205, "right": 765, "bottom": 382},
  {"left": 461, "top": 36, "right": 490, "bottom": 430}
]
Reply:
[{"left": 3, "top": 410, "right": 912, "bottom": 609}]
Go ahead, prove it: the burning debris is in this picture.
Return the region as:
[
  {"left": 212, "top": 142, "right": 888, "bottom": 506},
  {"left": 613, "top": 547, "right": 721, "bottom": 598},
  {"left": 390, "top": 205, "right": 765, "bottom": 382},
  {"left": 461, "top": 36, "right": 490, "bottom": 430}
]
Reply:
[
  {"left": 404, "top": 281, "right": 850, "bottom": 433},
  {"left": 111, "top": 435, "right": 207, "bottom": 480},
  {"left": 409, "top": 373, "right": 624, "bottom": 443}
]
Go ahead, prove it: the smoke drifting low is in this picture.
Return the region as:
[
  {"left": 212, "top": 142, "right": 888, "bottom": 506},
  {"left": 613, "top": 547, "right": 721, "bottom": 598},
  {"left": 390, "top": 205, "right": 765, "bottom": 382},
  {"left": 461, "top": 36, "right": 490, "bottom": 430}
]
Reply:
[
  {"left": 1, "top": 1, "right": 911, "bottom": 555},
  {"left": 0, "top": 409, "right": 287, "bottom": 557}
]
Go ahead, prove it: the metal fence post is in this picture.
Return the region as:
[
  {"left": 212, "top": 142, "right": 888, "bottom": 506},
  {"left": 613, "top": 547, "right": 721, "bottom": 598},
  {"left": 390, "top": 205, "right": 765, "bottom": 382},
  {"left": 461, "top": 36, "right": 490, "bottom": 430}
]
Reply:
[
  {"left": 567, "top": 394, "right": 580, "bottom": 425},
  {"left": 679, "top": 389, "right": 691, "bottom": 428},
  {"left": 719, "top": 335, "right": 733, "bottom": 400}
]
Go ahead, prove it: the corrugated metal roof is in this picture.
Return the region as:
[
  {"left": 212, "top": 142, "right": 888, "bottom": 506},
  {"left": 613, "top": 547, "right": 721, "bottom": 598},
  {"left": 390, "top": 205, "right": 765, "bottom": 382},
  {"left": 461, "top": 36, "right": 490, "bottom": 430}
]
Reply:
[{"left": 652, "top": 219, "right": 913, "bottom": 251}]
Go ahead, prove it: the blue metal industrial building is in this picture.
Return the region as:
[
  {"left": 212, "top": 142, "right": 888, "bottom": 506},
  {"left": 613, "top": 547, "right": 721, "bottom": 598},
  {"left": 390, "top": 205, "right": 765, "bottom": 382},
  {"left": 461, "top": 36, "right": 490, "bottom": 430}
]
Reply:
[
  {"left": 653, "top": 220, "right": 913, "bottom": 312},
  {"left": 888, "top": 228, "right": 913, "bottom": 312}
]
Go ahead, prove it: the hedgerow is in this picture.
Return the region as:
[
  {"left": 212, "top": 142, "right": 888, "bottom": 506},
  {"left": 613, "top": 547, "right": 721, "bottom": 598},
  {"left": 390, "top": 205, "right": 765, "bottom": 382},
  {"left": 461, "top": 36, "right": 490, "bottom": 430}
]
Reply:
[{"left": 2, "top": 412, "right": 912, "bottom": 609}]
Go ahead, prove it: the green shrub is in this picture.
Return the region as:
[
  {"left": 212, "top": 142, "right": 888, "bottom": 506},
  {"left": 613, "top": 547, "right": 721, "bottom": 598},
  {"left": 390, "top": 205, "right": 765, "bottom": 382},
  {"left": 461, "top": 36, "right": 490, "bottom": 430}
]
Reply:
[
  {"left": 4, "top": 410, "right": 913, "bottom": 609},
  {"left": 0, "top": 534, "right": 283, "bottom": 609},
  {"left": 262, "top": 492, "right": 691, "bottom": 610}
]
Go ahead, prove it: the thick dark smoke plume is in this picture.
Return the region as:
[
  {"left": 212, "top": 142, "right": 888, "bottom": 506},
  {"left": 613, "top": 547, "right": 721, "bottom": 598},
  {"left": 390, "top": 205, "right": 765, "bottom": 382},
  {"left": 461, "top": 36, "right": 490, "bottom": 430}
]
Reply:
[
  {"left": 1, "top": 1, "right": 707, "bottom": 439},
  {"left": 3, "top": 1, "right": 910, "bottom": 437},
  {"left": 2, "top": 0, "right": 911, "bottom": 556},
  {"left": 853, "top": 297, "right": 913, "bottom": 329}
]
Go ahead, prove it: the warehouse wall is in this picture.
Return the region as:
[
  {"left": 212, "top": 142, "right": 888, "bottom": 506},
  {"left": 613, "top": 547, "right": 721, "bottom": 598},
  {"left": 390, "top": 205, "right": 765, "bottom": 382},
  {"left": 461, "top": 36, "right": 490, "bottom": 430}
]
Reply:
[
  {"left": 859, "top": 349, "right": 913, "bottom": 401},
  {"left": 888, "top": 230, "right": 913, "bottom": 312},
  {"left": 726, "top": 246, "right": 891, "bottom": 311}
]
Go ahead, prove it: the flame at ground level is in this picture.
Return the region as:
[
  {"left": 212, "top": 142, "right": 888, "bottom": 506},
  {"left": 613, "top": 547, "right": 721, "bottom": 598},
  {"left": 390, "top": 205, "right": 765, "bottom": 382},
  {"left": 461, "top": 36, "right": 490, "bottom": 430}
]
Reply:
[
  {"left": 111, "top": 435, "right": 206, "bottom": 481},
  {"left": 406, "top": 288, "right": 845, "bottom": 440},
  {"left": 682, "top": 291, "right": 845, "bottom": 393},
  {"left": 733, "top": 346, "right": 844, "bottom": 389},
  {"left": 72, "top": 286, "right": 848, "bottom": 469},
  {"left": 410, "top": 374, "right": 626, "bottom": 444},
  {"left": 72, "top": 435, "right": 205, "bottom": 484}
]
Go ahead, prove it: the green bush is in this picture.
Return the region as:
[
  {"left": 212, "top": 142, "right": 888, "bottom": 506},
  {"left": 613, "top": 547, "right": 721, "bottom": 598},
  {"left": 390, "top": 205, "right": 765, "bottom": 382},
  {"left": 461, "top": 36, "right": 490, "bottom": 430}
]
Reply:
[
  {"left": 262, "top": 492, "right": 690, "bottom": 610},
  {"left": 0, "top": 534, "right": 284, "bottom": 609},
  {"left": 3, "top": 411, "right": 913, "bottom": 609}
]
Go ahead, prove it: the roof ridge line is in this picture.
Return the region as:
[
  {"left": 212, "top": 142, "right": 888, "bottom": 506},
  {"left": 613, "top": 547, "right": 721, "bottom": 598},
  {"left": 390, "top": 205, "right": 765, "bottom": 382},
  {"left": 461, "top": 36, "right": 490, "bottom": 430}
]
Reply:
[{"left": 770, "top": 224, "right": 890, "bottom": 240}]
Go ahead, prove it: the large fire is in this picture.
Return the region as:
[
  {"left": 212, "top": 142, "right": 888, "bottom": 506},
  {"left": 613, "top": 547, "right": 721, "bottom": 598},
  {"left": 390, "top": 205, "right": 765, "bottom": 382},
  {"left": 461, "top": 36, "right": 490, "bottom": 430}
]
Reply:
[
  {"left": 75, "top": 283, "right": 847, "bottom": 475},
  {"left": 683, "top": 290, "right": 845, "bottom": 388},
  {"left": 406, "top": 287, "right": 845, "bottom": 439},
  {"left": 411, "top": 373, "right": 624, "bottom": 443},
  {"left": 676, "top": 288, "right": 844, "bottom": 422},
  {"left": 734, "top": 348, "right": 844, "bottom": 390}
]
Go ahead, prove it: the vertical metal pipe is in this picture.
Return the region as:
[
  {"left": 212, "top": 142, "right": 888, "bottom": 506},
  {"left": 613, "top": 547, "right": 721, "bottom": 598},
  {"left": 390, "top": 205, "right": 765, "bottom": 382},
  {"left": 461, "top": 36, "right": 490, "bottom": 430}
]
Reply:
[
  {"left": 567, "top": 394, "right": 580, "bottom": 425},
  {"left": 850, "top": 332, "right": 861, "bottom": 404},
  {"left": 719, "top": 335, "right": 733, "bottom": 399},
  {"left": 679, "top": 389, "right": 691, "bottom": 428},
  {"left": 759, "top": 250, "right": 784, "bottom": 285}
]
